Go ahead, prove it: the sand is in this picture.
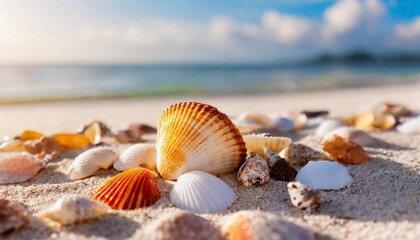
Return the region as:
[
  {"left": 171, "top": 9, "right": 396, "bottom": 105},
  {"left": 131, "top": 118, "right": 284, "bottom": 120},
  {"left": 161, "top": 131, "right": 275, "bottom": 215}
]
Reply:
[{"left": 1, "top": 84, "right": 419, "bottom": 240}]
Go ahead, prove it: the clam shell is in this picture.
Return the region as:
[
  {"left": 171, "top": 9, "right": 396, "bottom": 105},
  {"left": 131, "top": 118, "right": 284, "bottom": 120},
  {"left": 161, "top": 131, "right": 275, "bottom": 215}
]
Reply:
[
  {"left": 279, "top": 143, "right": 329, "bottom": 165},
  {"left": 223, "top": 210, "right": 314, "bottom": 240},
  {"left": 170, "top": 171, "right": 236, "bottom": 213},
  {"left": 38, "top": 195, "right": 110, "bottom": 226},
  {"left": 0, "top": 199, "right": 29, "bottom": 234},
  {"left": 82, "top": 121, "right": 103, "bottom": 144},
  {"left": 134, "top": 210, "right": 221, "bottom": 240},
  {"left": 93, "top": 168, "right": 160, "bottom": 210},
  {"left": 237, "top": 153, "right": 269, "bottom": 187},
  {"left": 53, "top": 133, "right": 92, "bottom": 150},
  {"left": 323, "top": 126, "right": 375, "bottom": 147},
  {"left": 0, "top": 153, "right": 46, "bottom": 184},
  {"left": 67, "top": 147, "right": 118, "bottom": 180},
  {"left": 295, "top": 160, "right": 353, "bottom": 190},
  {"left": 113, "top": 143, "right": 156, "bottom": 172},
  {"left": 322, "top": 134, "right": 369, "bottom": 164},
  {"left": 157, "top": 102, "right": 246, "bottom": 180},
  {"left": 315, "top": 119, "right": 343, "bottom": 138},
  {"left": 242, "top": 134, "right": 291, "bottom": 159},
  {"left": 287, "top": 182, "right": 321, "bottom": 211},
  {"left": 0, "top": 139, "right": 23, "bottom": 152},
  {"left": 397, "top": 116, "right": 420, "bottom": 134}
]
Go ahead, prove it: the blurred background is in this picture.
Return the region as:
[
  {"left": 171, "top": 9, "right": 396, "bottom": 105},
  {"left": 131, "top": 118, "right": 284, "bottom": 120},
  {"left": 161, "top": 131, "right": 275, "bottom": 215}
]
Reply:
[{"left": 0, "top": 0, "right": 419, "bottom": 103}]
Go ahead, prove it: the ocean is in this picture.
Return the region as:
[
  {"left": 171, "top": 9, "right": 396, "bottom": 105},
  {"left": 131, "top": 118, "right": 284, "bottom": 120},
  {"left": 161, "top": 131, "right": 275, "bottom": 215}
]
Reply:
[{"left": 0, "top": 63, "right": 419, "bottom": 103}]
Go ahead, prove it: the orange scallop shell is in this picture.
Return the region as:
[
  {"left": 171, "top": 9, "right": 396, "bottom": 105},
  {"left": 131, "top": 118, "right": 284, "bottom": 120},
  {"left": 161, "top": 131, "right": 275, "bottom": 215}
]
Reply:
[
  {"left": 156, "top": 102, "right": 247, "bottom": 180},
  {"left": 93, "top": 168, "right": 160, "bottom": 210}
]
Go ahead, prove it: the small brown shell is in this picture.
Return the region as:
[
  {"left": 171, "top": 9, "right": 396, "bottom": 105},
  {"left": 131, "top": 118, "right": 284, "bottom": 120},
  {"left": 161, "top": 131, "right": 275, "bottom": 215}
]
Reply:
[
  {"left": 322, "top": 134, "right": 369, "bottom": 164},
  {"left": 23, "top": 136, "right": 61, "bottom": 161},
  {"left": 237, "top": 153, "right": 269, "bottom": 187},
  {"left": 265, "top": 148, "right": 297, "bottom": 181},
  {"left": 279, "top": 143, "right": 329, "bottom": 165},
  {"left": 0, "top": 199, "right": 29, "bottom": 235}
]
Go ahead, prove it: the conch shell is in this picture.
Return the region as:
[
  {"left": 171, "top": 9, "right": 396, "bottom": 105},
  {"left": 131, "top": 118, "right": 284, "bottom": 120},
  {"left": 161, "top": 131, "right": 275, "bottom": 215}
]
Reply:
[
  {"left": 156, "top": 102, "right": 247, "bottom": 180},
  {"left": 113, "top": 143, "right": 156, "bottom": 171},
  {"left": 237, "top": 153, "right": 269, "bottom": 187}
]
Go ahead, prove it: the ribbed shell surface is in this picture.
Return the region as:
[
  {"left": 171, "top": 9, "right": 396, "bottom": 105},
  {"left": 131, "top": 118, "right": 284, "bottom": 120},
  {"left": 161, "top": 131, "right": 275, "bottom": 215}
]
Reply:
[
  {"left": 93, "top": 168, "right": 160, "bottom": 210},
  {"left": 170, "top": 171, "right": 236, "bottom": 213},
  {"left": 156, "top": 102, "right": 247, "bottom": 180},
  {"left": 242, "top": 134, "right": 291, "bottom": 159}
]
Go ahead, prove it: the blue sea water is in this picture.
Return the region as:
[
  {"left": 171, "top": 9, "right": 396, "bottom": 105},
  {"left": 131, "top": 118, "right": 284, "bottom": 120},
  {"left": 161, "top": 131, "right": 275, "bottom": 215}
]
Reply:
[{"left": 0, "top": 63, "right": 419, "bottom": 102}]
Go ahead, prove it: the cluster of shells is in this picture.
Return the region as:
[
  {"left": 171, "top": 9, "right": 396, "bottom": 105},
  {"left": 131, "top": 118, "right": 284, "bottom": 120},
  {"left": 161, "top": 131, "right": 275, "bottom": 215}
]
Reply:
[{"left": 0, "top": 101, "right": 418, "bottom": 237}]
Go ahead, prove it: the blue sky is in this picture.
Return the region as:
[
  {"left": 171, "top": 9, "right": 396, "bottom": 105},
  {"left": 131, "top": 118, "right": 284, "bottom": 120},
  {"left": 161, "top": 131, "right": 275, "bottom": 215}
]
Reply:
[{"left": 0, "top": 0, "right": 419, "bottom": 64}]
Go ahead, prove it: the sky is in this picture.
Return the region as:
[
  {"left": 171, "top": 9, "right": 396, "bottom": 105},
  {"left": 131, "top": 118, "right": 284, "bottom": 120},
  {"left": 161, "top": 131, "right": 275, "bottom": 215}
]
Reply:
[{"left": 0, "top": 0, "right": 419, "bottom": 64}]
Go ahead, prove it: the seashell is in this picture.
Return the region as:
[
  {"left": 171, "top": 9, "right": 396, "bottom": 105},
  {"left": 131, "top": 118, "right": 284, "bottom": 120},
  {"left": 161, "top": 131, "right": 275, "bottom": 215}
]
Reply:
[
  {"left": 279, "top": 143, "right": 329, "bottom": 165},
  {"left": 113, "top": 143, "right": 156, "bottom": 171},
  {"left": 0, "top": 199, "right": 29, "bottom": 234},
  {"left": 232, "top": 119, "right": 264, "bottom": 134},
  {"left": 265, "top": 148, "right": 297, "bottom": 181},
  {"left": 296, "top": 160, "right": 353, "bottom": 190},
  {"left": 93, "top": 168, "right": 160, "bottom": 210},
  {"left": 79, "top": 120, "right": 113, "bottom": 138},
  {"left": 322, "top": 134, "right": 369, "bottom": 164},
  {"left": 315, "top": 119, "right": 344, "bottom": 138},
  {"left": 373, "top": 102, "right": 412, "bottom": 118},
  {"left": 156, "top": 102, "right": 246, "bottom": 180},
  {"left": 397, "top": 116, "right": 420, "bottom": 134},
  {"left": 170, "top": 171, "right": 236, "bottom": 213},
  {"left": 323, "top": 126, "right": 375, "bottom": 147},
  {"left": 134, "top": 210, "right": 221, "bottom": 240},
  {"left": 223, "top": 210, "right": 314, "bottom": 240},
  {"left": 242, "top": 134, "right": 291, "bottom": 160},
  {"left": 128, "top": 123, "right": 157, "bottom": 135},
  {"left": 114, "top": 123, "right": 157, "bottom": 143},
  {"left": 301, "top": 110, "right": 329, "bottom": 118},
  {"left": 354, "top": 112, "right": 396, "bottom": 131},
  {"left": 23, "top": 136, "right": 61, "bottom": 161},
  {"left": 287, "top": 182, "right": 321, "bottom": 211},
  {"left": 0, "top": 153, "right": 46, "bottom": 184},
  {"left": 237, "top": 112, "right": 272, "bottom": 127},
  {"left": 0, "top": 139, "right": 23, "bottom": 152},
  {"left": 82, "top": 121, "right": 103, "bottom": 144},
  {"left": 269, "top": 115, "right": 295, "bottom": 132},
  {"left": 237, "top": 153, "right": 269, "bottom": 187},
  {"left": 38, "top": 195, "right": 110, "bottom": 226},
  {"left": 20, "top": 130, "right": 43, "bottom": 141},
  {"left": 282, "top": 111, "right": 308, "bottom": 130},
  {"left": 67, "top": 147, "right": 118, "bottom": 180},
  {"left": 53, "top": 133, "right": 92, "bottom": 150}
]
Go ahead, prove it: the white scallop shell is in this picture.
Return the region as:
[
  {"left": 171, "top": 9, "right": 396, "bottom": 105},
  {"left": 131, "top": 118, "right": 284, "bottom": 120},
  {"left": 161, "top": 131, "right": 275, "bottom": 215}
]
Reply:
[
  {"left": 67, "top": 147, "right": 118, "bottom": 180},
  {"left": 397, "top": 116, "right": 420, "bottom": 134},
  {"left": 323, "top": 126, "right": 375, "bottom": 146},
  {"left": 315, "top": 119, "right": 344, "bottom": 138},
  {"left": 38, "top": 195, "right": 110, "bottom": 225},
  {"left": 113, "top": 143, "right": 156, "bottom": 171},
  {"left": 296, "top": 160, "right": 353, "bottom": 190},
  {"left": 170, "top": 171, "right": 236, "bottom": 214}
]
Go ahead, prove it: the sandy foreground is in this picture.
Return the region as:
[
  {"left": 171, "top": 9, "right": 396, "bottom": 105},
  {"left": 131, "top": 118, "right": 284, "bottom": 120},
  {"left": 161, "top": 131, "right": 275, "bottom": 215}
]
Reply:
[{"left": 0, "top": 84, "right": 419, "bottom": 240}]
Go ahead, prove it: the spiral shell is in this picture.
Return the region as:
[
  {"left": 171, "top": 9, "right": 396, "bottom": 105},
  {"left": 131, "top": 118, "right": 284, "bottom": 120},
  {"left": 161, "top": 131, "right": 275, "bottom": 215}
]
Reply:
[
  {"left": 67, "top": 147, "right": 118, "bottom": 180},
  {"left": 93, "top": 168, "right": 160, "bottom": 210},
  {"left": 113, "top": 143, "right": 156, "bottom": 171},
  {"left": 237, "top": 153, "right": 269, "bottom": 187},
  {"left": 287, "top": 182, "right": 321, "bottom": 211},
  {"left": 170, "top": 171, "right": 236, "bottom": 213},
  {"left": 157, "top": 102, "right": 246, "bottom": 180}
]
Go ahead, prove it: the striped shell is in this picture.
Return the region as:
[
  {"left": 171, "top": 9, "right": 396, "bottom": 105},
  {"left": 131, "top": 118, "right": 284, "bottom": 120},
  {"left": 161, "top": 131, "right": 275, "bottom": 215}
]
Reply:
[
  {"left": 113, "top": 143, "right": 156, "bottom": 172},
  {"left": 38, "top": 195, "right": 110, "bottom": 226},
  {"left": 157, "top": 102, "right": 247, "bottom": 180},
  {"left": 93, "top": 168, "right": 160, "bottom": 210},
  {"left": 223, "top": 210, "right": 314, "bottom": 240},
  {"left": 67, "top": 147, "right": 118, "bottom": 180},
  {"left": 242, "top": 134, "right": 291, "bottom": 159},
  {"left": 0, "top": 153, "right": 46, "bottom": 184},
  {"left": 170, "top": 171, "right": 236, "bottom": 214}
]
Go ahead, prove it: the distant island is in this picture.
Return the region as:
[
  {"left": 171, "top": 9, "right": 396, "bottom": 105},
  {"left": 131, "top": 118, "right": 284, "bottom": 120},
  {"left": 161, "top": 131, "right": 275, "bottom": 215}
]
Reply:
[{"left": 307, "top": 50, "right": 420, "bottom": 64}]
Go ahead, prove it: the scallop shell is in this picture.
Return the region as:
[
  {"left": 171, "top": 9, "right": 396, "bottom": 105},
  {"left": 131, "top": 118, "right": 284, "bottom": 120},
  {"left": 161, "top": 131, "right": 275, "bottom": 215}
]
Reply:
[
  {"left": 323, "top": 126, "right": 375, "bottom": 146},
  {"left": 0, "top": 153, "right": 46, "bottom": 184},
  {"left": 113, "top": 143, "right": 156, "bottom": 172},
  {"left": 170, "top": 171, "right": 236, "bottom": 213},
  {"left": 287, "top": 182, "right": 321, "bottom": 211},
  {"left": 38, "top": 195, "right": 110, "bottom": 226},
  {"left": 0, "top": 139, "right": 23, "bottom": 152},
  {"left": 279, "top": 143, "right": 329, "bottom": 165},
  {"left": 315, "top": 119, "right": 344, "bottom": 138},
  {"left": 157, "top": 102, "right": 246, "bottom": 180},
  {"left": 67, "top": 147, "right": 118, "bottom": 180},
  {"left": 134, "top": 210, "right": 221, "bottom": 240},
  {"left": 93, "top": 168, "right": 160, "bottom": 210},
  {"left": 53, "top": 133, "right": 92, "bottom": 150},
  {"left": 237, "top": 153, "right": 269, "bottom": 187},
  {"left": 242, "top": 134, "right": 291, "bottom": 160},
  {"left": 397, "top": 116, "right": 420, "bottom": 134},
  {"left": 322, "top": 134, "right": 369, "bottom": 164},
  {"left": 295, "top": 160, "right": 353, "bottom": 190},
  {"left": 0, "top": 199, "right": 29, "bottom": 234},
  {"left": 223, "top": 210, "right": 314, "bottom": 240}
]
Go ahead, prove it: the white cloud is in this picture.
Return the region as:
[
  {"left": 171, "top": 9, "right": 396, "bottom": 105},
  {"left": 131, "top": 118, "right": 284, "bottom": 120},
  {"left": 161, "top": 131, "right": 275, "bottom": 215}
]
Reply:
[{"left": 394, "top": 17, "right": 420, "bottom": 41}]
